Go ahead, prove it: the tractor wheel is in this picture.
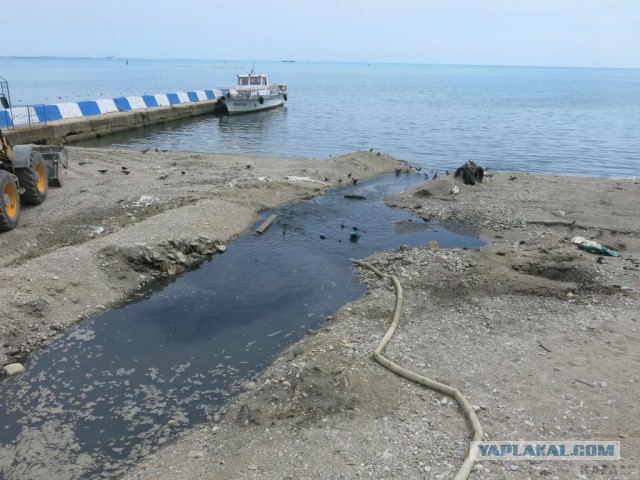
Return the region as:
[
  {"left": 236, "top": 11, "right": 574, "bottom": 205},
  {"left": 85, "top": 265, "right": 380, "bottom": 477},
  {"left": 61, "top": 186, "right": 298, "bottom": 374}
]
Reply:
[
  {"left": 0, "top": 170, "right": 20, "bottom": 231},
  {"left": 16, "top": 151, "right": 48, "bottom": 204}
]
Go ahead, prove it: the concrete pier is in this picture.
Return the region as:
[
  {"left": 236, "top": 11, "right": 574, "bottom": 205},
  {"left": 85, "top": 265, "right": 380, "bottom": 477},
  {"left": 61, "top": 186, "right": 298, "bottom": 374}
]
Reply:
[{"left": 4, "top": 100, "right": 221, "bottom": 145}]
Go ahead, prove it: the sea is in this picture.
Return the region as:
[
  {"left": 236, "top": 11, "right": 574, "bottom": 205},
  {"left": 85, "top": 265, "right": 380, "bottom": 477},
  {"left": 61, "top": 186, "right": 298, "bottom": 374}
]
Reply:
[{"left": 1, "top": 56, "right": 639, "bottom": 177}]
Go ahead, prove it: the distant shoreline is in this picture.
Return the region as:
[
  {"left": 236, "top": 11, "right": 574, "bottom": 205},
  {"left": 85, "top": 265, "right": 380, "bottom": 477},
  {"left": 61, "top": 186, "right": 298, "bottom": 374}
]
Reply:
[{"left": 2, "top": 55, "right": 638, "bottom": 70}]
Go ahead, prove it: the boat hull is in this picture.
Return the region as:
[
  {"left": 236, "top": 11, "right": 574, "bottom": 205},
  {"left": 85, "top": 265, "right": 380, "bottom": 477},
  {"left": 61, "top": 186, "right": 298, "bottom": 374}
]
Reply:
[{"left": 222, "top": 94, "right": 285, "bottom": 115}]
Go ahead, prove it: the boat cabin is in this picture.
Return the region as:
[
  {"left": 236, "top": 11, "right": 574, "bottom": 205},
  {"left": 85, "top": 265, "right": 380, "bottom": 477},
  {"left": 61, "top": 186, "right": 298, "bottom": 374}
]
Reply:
[{"left": 236, "top": 74, "right": 270, "bottom": 88}]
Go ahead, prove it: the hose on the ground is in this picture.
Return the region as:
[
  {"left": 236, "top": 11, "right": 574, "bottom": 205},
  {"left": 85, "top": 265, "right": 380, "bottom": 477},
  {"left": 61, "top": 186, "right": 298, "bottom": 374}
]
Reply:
[{"left": 352, "top": 259, "right": 483, "bottom": 480}]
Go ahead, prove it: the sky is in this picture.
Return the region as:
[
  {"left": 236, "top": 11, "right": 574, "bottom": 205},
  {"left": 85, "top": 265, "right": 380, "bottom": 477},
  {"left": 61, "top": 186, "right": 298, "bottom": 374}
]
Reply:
[{"left": 3, "top": 0, "right": 639, "bottom": 68}]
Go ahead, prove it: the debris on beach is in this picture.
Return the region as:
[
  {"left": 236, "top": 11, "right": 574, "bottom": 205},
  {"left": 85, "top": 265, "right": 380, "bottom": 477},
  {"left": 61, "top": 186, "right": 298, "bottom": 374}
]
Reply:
[
  {"left": 254, "top": 214, "right": 278, "bottom": 235},
  {"left": 571, "top": 236, "right": 621, "bottom": 257},
  {"left": 344, "top": 194, "right": 366, "bottom": 200},
  {"left": 454, "top": 160, "right": 484, "bottom": 185},
  {"left": 285, "top": 175, "right": 329, "bottom": 186},
  {"left": 127, "top": 195, "right": 159, "bottom": 209}
]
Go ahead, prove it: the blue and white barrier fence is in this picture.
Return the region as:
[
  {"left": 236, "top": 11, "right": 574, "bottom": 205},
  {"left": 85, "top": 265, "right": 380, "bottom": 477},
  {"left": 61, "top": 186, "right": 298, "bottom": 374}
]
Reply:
[{"left": 0, "top": 89, "right": 222, "bottom": 129}]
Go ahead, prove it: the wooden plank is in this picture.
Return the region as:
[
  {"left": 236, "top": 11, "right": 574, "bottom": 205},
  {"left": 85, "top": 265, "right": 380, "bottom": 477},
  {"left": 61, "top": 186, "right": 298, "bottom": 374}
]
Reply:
[{"left": 254, "top": 214, "right": 278, "bottom": 235}]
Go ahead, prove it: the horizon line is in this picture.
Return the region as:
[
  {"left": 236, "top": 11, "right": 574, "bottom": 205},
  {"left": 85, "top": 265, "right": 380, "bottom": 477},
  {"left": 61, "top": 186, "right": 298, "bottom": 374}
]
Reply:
[{"left": 1, "top": 55, "right": 639, "bottom": 71}]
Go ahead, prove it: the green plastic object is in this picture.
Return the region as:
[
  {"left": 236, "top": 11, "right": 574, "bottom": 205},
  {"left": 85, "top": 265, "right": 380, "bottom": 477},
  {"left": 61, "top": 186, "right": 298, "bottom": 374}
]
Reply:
[{"left": 578, "top": 244, "right": 621, "bottom": 257}]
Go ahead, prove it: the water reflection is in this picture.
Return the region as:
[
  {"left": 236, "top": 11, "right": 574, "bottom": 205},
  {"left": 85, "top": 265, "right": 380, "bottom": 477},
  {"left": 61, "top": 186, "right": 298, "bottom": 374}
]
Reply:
[{"left": 214, "top": 107, "right": 290, "bottom": 152}]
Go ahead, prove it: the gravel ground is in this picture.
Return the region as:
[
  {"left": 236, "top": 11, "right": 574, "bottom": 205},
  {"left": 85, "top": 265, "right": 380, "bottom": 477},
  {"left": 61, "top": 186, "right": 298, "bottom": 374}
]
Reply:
[{"left": 2, "top": 154, "right": 639, "bottom": 479}]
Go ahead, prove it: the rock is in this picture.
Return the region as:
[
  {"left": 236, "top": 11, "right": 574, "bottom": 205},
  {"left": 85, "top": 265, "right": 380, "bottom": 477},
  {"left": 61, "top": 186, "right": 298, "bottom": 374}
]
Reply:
[
  {"left": 175, "top": 252, "right": 187, "bottom": 265},
  {"left": 247, "top": 464, "right": 259, "bottom": 470},
  {"left": 150, "top": 250, "right": 163, "bottom": 262},
  {"left": 141, "top": 247, "right": 154, "bottom": 264},
  {"left": 440, "top": 397, "right": 448, "bottom": 405},
  {"left": 244, "top": 381, "right": 257, "bottom": 390},
  {"left": 427, "top": 240, "right": 439, "bottom": 251},
  {"left": 2, "top": 363, "right": 25, "bottom": 376},
  {"left": 472, "top": 404, "right": 482, "bottom": 413},
  {"left": 167, "top": 419, "right": 177, "bottom": 427},
  {"left": 524, "top": 420, "right": 535, "bottom": 427},
  {"left": 188, "top": 451, "right": 204, "bottom": 459},
  {"left": 216, "top": 244, "right": 227, "bottom": 253},
  {"left": 450, "top": 185, "right": 460, "bottom": 195}
]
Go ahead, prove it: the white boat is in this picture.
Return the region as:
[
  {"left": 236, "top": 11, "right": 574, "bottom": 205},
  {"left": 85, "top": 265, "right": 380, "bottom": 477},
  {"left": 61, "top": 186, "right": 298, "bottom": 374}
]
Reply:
[{"left": 221, "top": 71, "right": 288, "bottom": 115}]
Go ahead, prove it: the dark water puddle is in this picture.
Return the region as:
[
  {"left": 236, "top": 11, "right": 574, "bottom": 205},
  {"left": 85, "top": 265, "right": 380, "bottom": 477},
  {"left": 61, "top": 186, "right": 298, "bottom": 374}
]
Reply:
[{"left": 0, "top": 174, "right": 485, "bottom": 479}]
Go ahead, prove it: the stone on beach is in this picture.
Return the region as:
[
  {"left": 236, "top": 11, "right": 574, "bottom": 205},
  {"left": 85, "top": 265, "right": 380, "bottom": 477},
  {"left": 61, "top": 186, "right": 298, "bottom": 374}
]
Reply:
[{"left": 2, "top": 363, "right": 25, "bottom": 376}]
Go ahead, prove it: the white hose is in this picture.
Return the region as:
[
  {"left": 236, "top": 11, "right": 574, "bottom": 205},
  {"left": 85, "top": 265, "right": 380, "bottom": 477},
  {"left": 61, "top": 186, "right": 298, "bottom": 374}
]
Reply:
[{"left": 353, "top": 259, "right": 483, "bottom": 480}]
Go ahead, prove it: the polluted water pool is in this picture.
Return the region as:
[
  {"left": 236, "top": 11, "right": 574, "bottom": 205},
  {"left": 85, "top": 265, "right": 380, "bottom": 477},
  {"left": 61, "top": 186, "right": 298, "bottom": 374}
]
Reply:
[{"left": 0, "top": 173, "right": 485, "bottom": 479}]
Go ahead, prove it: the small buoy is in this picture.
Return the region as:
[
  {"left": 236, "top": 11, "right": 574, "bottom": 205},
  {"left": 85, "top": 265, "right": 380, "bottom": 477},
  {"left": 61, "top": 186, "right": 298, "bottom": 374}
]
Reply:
[
  {"left": 258, "top": 96, "right": 264, "bottom": 105},
  {"left": 283, "top": 93, "right": 288, "bottom": 101}
]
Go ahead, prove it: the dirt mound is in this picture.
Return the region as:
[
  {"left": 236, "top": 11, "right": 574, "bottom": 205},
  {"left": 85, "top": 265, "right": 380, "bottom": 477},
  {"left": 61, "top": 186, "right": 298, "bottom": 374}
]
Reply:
[{"left": 234, "top": 332, "right": 404, "bottom": 428}]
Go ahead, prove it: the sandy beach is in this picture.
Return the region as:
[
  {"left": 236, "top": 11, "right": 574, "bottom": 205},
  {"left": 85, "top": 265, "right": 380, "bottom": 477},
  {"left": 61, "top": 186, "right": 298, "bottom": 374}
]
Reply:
[{"left": 1, "top": 148, "right": 639, "bottom": 479}]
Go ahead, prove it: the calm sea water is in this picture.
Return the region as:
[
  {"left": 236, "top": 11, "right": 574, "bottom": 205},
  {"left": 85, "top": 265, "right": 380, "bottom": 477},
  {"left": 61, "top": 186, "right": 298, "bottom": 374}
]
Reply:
[{"left": 1, "top": 57, "right": 638, "bottom": 177}]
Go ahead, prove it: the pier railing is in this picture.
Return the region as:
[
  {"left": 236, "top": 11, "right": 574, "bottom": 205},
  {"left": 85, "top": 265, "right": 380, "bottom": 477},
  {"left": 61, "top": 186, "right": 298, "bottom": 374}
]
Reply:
[{"left": 0, "top": 104, "right": 47, "bottom": 129}]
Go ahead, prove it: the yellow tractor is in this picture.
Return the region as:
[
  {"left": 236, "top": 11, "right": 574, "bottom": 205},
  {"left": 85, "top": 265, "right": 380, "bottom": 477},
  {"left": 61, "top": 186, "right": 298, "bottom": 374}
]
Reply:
[
  {"left": 1, "top": 93, "right": 66, "bottom": 231},
  {"left": 0, "top": 127, "right": 48, "bottom": 231}
]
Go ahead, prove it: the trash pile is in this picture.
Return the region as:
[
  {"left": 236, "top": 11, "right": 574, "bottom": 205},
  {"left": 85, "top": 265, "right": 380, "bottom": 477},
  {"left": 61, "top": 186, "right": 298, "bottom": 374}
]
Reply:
[{"left": 571, "top": 236, "right": 621, "bottom": 257}]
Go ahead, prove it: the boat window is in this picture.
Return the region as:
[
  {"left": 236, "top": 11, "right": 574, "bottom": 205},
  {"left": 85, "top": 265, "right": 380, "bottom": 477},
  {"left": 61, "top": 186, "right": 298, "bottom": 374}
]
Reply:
[
  {"left": 262, "top": 77, "right": 267, "bottom": 85},
  {"left": 239, "top": 77, "right": 249, "bottom": 86},
  {"left": 250, "top": 77, "right": 261, "bottom": 86}
]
